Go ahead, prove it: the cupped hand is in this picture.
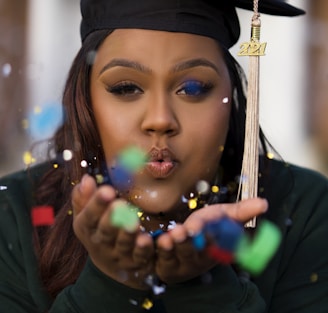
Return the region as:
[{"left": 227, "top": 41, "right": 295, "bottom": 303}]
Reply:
[
  {"left": 72, "top": 174, "right": 155, "bottom": 290},
  {"left": 155, "top": 198, "right": 268, "bottom": 284}
]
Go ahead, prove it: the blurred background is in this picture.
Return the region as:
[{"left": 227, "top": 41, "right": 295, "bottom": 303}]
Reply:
[{"left": 0, "top": 0, "right": 327, "bottom": 177}]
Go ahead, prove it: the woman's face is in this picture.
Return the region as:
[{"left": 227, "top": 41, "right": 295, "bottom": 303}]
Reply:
[{"left": 90, "top": 29, "right": 231, "bottom": 220}]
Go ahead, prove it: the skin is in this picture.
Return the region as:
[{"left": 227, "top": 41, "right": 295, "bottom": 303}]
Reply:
[{"left": 72, "top": 29, "right": 268, "bottom": 289}]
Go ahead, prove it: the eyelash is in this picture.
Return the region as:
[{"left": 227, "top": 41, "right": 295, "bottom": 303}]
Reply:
[
  {"left": 106, "top": 80, "right": 214, "bottom": 97},
  {"left": 177, "top": 80, "right": 213, "bottom": 97},
  {"left": 107, "top": 82, "right": 143, "bottom": 96}
]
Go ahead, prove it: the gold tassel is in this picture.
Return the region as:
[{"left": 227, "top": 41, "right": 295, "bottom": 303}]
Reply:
[{"left": 237, "top": 0, "right": 266, "bottom": 228}]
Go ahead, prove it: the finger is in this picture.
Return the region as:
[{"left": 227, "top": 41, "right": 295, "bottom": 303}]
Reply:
[
  {"left": 166, "top": 225, "right": 196, "bottom": 261},
  {"left": 133, "top": 233, "right": 154, "bottom": 266},
  {"left": 156, "top": 233, "right": 177, "bottom": 267},
  {"left": 72, "top": 174, "right": 97, "bottom": 216},
  {"left": 73, "top": 185, "right": 117, "bottom": 232},
  {"left": 91, "top": 206, "right": 118, "bottom": 245},
  {"left": 222, "top": 198, "right": 268, "bottom": 221},
  {"left": 115, "top": 229, "right": 138, "bottom": 257},
  {"left": 185, "top": 197, "right": 268, "bottom": 227}
]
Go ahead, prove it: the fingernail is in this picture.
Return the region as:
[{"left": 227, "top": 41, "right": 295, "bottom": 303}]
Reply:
[
  {"left": 79, "top": 174, "right": 89, "bottom": 193},
  {"left": 260, "top": 198, "right": 269, "bottom": 212}
]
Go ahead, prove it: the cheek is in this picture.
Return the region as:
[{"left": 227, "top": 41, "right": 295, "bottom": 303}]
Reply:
[
  {"left": 93, "top": 107, "right": 130, "bottom": 163},
  {"left": 182, "top": 103, "right": 231, "bottom": 181},
  {"left": 187, "top": 102, "right": 230, "bottom": 149}
]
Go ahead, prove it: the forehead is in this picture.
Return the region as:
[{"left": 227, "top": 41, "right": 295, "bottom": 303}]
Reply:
[{"left": 93, "top": 28, "right": 225, "bottom": 68}]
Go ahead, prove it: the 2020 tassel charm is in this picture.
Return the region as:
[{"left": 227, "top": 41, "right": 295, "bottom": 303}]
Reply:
[{"left": 238, "top": 0, "right": 267, "bottom": 228}]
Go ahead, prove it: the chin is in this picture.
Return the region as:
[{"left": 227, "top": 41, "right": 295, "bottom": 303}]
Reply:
[{"left": 124, "top": 186, "right": 185, "bottom": 215}]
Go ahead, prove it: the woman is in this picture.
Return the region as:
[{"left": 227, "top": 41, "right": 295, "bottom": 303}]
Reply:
[{"left": 0, "top": 1, "right": 327, "bottom": 312}]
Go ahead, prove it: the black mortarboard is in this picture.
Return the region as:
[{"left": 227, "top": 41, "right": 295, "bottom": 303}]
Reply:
[{"left": 80, "top": 0, "right": 304, "bottom": 48}]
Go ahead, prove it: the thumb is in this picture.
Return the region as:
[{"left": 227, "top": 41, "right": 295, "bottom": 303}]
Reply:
[
  {"left": 72, "top": 174, "right": 98, "bottom": 216},
  {"left": 185, "top": 197, "right": 268, "bottom": 227}
]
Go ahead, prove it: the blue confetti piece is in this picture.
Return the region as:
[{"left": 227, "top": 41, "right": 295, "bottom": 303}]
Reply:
[
  {"left": 110, "top": 162, "right": 133, "bottom": 190},
  {"left": 192, "top": 232, "right": 206, "bottom": 250},
  {"left": 28, "top": 102, "right": 63, "bottom": 139}
]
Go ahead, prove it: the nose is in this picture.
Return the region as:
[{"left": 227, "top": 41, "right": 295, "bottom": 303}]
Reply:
[{"left": 141, "top": 93, "right": 179, "bottom": 137}]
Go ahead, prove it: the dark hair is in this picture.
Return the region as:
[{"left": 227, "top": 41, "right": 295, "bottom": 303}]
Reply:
[{"left": 34, "top": 29, "right": 269, "bottom": 299}]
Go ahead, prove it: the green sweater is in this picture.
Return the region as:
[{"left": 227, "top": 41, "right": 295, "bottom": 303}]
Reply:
[{"left": 0, "top": 160, "right": 327, "bottom": 312}]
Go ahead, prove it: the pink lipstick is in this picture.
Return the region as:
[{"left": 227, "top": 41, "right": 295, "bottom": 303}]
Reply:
[{"left": 146, "top": 148, "right": 177, "bottom": 178}]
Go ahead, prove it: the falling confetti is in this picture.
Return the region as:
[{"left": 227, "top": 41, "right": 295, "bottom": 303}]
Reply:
[
  {"left": 110, "top": 146, "right": 147, "bottom": 190},
  {"left": 27, "top": 102, "right": 63, "bottom": 140},
  {"left": 80, "top": 160, "right": 88, "bottom": 168},
  {"left": 110, "top": 202, "right": 139, "bottom": 232},
  {"left": 118, "top": 146, "right": 147, "bottom": 172},
  {"left": 192, "top": 217, "right": 281, "bottom": 275},
  {"left": 196, "top": 180, "right": 210, "bottom": 194},
  {"left": 0, "top": 186, "right": 8, "bottom": 191},
  {"left": 142, "top": 298, "right": 153, "bottom": 310},
  {"left": 23, "top": 151, "right": 36, "bottom": 166},
  {"left": 63, "top": 149, "right": 73, "bottom": 161},
  {"left": 31, "top": 206, "right": 55, "bottom": 226},
  {"left": 2, "top": 63, "right": 12, "bottom": 77}
]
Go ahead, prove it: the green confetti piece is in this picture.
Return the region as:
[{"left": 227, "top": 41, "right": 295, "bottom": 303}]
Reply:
[
  {"left": 118, "top": 146, "right": 147, "bottom": 173},
  {"left": 236, "top": 220, "right": 282, "bottom": 275},
  {"left": 111, "top": 203, "right": 140, "bottom": 232}
]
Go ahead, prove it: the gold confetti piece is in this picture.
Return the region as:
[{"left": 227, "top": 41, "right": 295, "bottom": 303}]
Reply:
[
  {"left": 142, "top": 298, "right": 153, "bottom": 310},
  {"left": 21, "top": 119, "right": 29, "bottom": 129},
  {"left": 34, "top": 106, "right": 42, "bottom": 114},
  {"left": 211, "top": 185, "right": 219, "bottom": 193},
  {"left": 23, "top": 151, "right": 36, "bottom": 165},
  {"left": 266, "top": 152, "right": 274, "bottom": 159},
  {"left": 53, "top": 163, "right": 59, "bottom": 169},
  {"left": 188, "top": 198, "right": 198, "bottom": 210},
  {"left": 310, "top": 273, "right": 318, "bottom": 283}
]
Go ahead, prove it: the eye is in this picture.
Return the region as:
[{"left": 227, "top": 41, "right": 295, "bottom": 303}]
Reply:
[
  {"left": 177, "top": 80, "right": 213, "bottom": 97},
  {"left": 107, "top": 82, "right": 143, "bottom": 96}
]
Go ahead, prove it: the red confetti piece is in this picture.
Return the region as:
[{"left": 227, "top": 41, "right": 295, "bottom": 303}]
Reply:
[
  {"left": 31, "top": 206, "right": 55, "bottom": 226},
  {"left": 206, "top": 245, "right": 234, "bottom": 264}
]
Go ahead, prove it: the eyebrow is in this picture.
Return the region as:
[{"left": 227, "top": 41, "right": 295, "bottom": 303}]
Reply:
[
  {"left": 99, "top": 59, "right": 152, "bottom": 76},
  {"left": 98, "top": 57, "right": 220, "bottom": 76},
  {"left": 172, "top": 58, "right": 221, "bottom": 76}
]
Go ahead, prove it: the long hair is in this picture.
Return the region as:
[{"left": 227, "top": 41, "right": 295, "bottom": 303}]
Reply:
[{"left": 34, "top": 29, "right": 269, "bottom": 299}]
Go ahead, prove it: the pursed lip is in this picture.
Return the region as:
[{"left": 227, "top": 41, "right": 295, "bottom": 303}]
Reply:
[{"left": 146, "top": 147, "right": 177, "bottom": 178}]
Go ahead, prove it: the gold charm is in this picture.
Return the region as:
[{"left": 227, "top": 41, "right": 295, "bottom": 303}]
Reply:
[{"left": 238, "top": 41, "right": 267, "bottom": 56}]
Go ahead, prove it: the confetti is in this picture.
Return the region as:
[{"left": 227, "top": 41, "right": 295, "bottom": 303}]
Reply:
[
  {"left": 193, "top": 216, "right": 281, "bottom": 274},
  {"left": 2, "top": 63, "right": 12, "bottom": 77},
  {"left": 196, "top": 180, "right": 210, "bottom": 194},
  {"left": 142, "top": 298, "right": 153, "bottom": 310},
  {"left": 211, "top": 185, "right": 219, "bottom": 193},
  {"left": 110, "top": 202, "right": 139, "bottom": 232},
  {"left": 110, "top": 146, "right": 147, "bottom": 189},
  {"left": 31, "top": 206, "right": 55, "bottom": 226},
  {"left": 23, "top": 151, "right": 36, "bottom": 165},
  {"left": 80, "top": 160, "right": 88, "bottom": 168},
  {"left": 205, "top": 217, "right": 243, "bottom": 252},
  {"left": 188, "top": 198, "right": 198, "bottom": 209},
  {"left": 63, "top": 149, "right": 73, "bottom": 161},
  {"left": 207, "top": 246, "right": 234, "bottom": 264},
  {"left": 28, "top": 102, "right": 63, "bottom": 140},
  {"left": 236, "top": 220, "right": 282, "bottom": 275},
  {"left": 266, "top": 152, "right": 274, "bottom": 159},
  {"left": 118, "top": 146, "right": 147, "bottom": 172},
  {"left": 0, "top": 186, "right": 7, "bottom": 191}
]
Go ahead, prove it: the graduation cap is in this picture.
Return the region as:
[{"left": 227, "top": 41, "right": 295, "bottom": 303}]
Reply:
[
  {"left": 80, "top": 0, "right": 304, "bottom": 227},
  {"left": 80, "top": 0, "right": 304, "bottom": 47}
]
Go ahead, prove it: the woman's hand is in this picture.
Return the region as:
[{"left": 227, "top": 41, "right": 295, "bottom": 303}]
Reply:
[
  {"left": 72, "top": 174, "right": 155, "bottom": 290},
  {"left": 155, "top": 198, "right": 268, "bottom": 284}
]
